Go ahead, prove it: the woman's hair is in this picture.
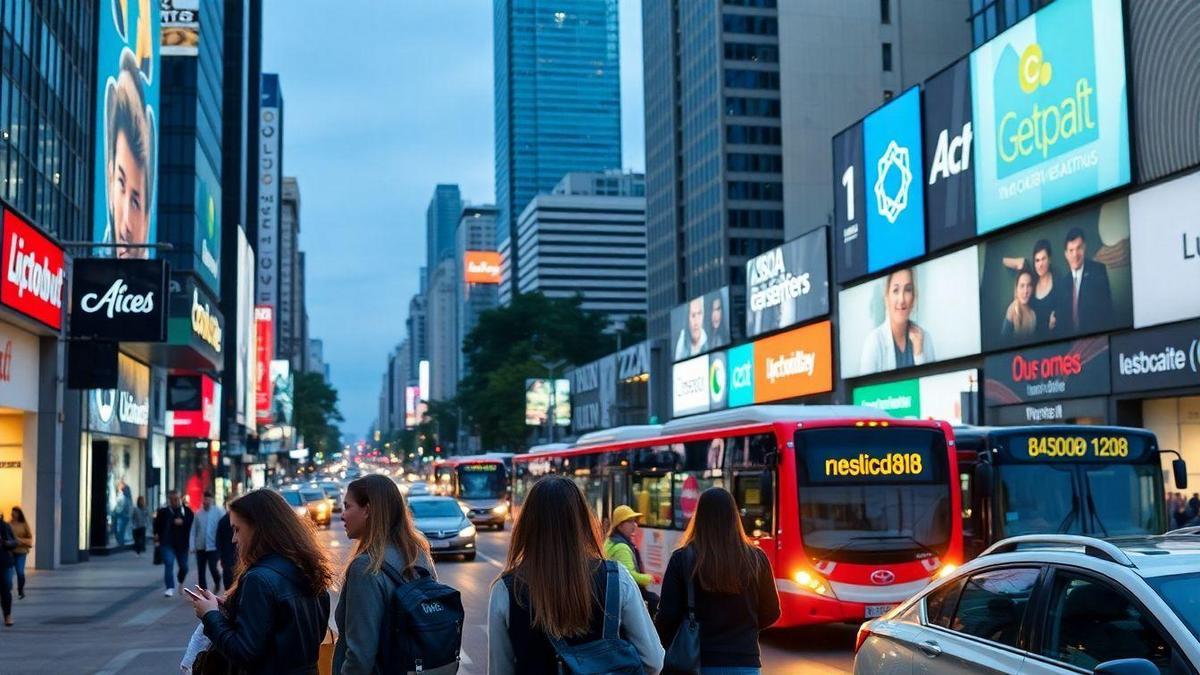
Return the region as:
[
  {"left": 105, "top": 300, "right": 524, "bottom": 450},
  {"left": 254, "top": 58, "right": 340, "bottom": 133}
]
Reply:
[
  {"left": 226, "top": 489, "right": 333, "bottom": 597},
  {"left": 11, "top": 506, "right": 25, "bottom": 523},
  {"left": 501, "top": 476, "right": 604, "bottom": 639},
  {"left": 679, "top": 487, "right": 763, "bottom": 594},
  {"left": 345, "top": 475, "right": 431, "bottom": 577},
  {"left": 1007, "top": 268, "right": 1037, "bottom": 334},
  {"left": 136, "top": 495, "right": 145, "bottom": 508},
  {"left": 1032, "top": 239, "right": 1053, "bottom": 273}
]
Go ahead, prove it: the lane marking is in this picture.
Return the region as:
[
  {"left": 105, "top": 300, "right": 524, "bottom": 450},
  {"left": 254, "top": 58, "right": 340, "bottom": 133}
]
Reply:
[
  {"left": 475, "top": 552, "right": 504, "bottom": 570},
  {"left": 122, "top": 604, "right": 174, "bottom": 626}
]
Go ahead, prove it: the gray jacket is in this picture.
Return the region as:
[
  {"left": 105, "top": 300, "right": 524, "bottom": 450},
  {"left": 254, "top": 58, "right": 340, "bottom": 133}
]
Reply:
[{"left": 333, "top": 546, "right": 436, "bottom": 675}]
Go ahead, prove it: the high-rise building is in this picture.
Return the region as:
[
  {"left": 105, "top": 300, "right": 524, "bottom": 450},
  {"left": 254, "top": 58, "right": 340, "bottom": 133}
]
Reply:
[
  {"left": 494, "top": 0, "right": 622, "bottom": 302},
  {"left": 407, "top": 288, "right": 428, "bottom": 379},
  {"left": 456, "top": 205, "right": 499, "bottom": 382},
  {"left": 425, "top": 257, "right": 458, "bottom": 402},
  {"left": 426, "top": 184, "right": 463, "bottom": 282},
  {"left": 277, "top": 176, "right": 304, "bottom": 368},
  {"left": 514, "top": 171, "right": 646, "bottom": 329}
]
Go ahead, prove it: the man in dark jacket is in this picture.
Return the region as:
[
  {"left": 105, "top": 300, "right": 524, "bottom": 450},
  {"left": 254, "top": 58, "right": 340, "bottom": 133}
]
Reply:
[
  {"left": 1054, "top": 228, "right": 1112, "bottom": 336},
  {"left": 153, "top": 490, "right": 194, "bottom": 597},
  {"left": 216, "top": 510, "right": 236, "bottom": 590}
]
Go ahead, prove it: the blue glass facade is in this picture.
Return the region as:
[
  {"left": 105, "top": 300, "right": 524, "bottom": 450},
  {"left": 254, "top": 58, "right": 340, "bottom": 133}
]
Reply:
[
  {"left": 425, "top": 183, "right": 462, "bottom": 278},
  {"left": 159, "top": 0, "right": 224, "bottom": 295},
  {"left": 494, "top": 0, "right": 622, "bottom": 283}
]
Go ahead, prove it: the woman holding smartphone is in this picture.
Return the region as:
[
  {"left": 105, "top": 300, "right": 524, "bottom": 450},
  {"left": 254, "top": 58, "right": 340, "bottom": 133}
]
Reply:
[{"left": 187, "top": 489, "right": 332, "bottom": 674}]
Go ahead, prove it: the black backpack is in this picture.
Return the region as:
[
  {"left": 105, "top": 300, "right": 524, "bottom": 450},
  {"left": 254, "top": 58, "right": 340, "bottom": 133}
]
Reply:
[{"left": 378, "top": 563, "right": 464, "bottom": 674}]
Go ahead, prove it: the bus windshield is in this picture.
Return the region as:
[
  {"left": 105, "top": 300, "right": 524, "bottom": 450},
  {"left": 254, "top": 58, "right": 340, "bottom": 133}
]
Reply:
[
  {"left": 796, "top": 427, "right": 952, "bottom": 564},
  {"left": 997, "top": 462, "right": 1163, "bottom": 537},
  {"left": 457, "top": 464, "right": 506, "bottom": 500}
]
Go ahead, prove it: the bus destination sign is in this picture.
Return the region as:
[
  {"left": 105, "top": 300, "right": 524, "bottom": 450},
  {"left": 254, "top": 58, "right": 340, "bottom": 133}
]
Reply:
[{"left": 1005, "top": 433, "right": 1150, "bottom": 462}]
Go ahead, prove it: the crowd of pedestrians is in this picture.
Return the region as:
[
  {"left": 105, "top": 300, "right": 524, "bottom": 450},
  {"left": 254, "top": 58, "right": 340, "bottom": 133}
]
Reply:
[{"left": 167, "top": 473, "right": 779, "bottom": 675}]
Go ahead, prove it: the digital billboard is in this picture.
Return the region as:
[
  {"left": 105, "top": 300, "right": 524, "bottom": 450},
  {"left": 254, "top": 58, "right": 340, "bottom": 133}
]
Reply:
[
  {"left": 832, "top": 122, "right": 867, "bottom": 282},
  {"left": 863, "top": 87, "right": 926, "bottom": 272},
  {"left": 1110, "top": 320, "right": 1200, "bottom": 394},
  {"left": 161, "top": 0, "right": 199, "bottom": 56},
  {"left": 708, "top": 351, "right": 728, "bottom": 412},
  {"left": 1129, "top": 0, "right": 1200, "bottom": 183},
  {"left": 1129, "top": 172, "right": 1200, "bottom": 329},
  {"left": 464, "top": 251, "right": 501, "bottom": 284},
  {"left": 977, "top": 197, "right": 1131, "bottom": 352},
  {"left": 524, "top": 378, "right": 570, "bottom": 426},
  {"left": 838, "top": 247, "right": 981, "bottom": 380},
  {"left": 94, "top": 0, "right": 160, "bottom": 258},
  {"left": 984, "top": 336, "right": 1111, "bottom": 406},
  {"left": 254, "top": 305, "right": 274, "bottom": 426},
  {"left": 195, "top": 148, "right": 222, "bottom": 293},
  {"left": 970, "top": 0, "right": 1130, "bottom": 234},
  {"left": 257, "top": 74, "right": 281, "bottom": 307},
  {"left": 670, "top": 287, "right": 731, "bottom": 361},
  {"left": 853, "top": 369, "right": 980, "bottom": 426},
  {"left": 752, "top": 320, "right": 833, "bottom": 403},
  {"left": 404, "top": 385, "right": 421, "bottom": 428},
  {"left": 236, "top": 229, "right": 256, "bottom": 426},
  {"left": 923, "top": 58, "right": 976, "bottom": 251},
  {"left": 270, "top": 359, "right": 293, "bottom": 427},
  {"left": 727, "top": 343, "right": 755, "bottom": 408},
  {"left": 745, "top": 227, "right": 829, "bottom": 338},
  {"left": 672, "top": 354, "right": 710, "bottom": 417}
]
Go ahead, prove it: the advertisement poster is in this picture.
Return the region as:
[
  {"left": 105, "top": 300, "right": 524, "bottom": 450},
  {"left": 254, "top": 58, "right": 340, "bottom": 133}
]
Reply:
[
  {"left": 838, "top": 247, "right": 981, "bottom": 379},
  {"left": 984, "top": 336, "right": 1111, "bottom": 405},
  {"left": 977, "top": 197, "right": 1131, "bottom": 352},
  {"left": 853, "top": 369, "right": 979, "bottom": 425},
  {"left": 670, "top": 287, "right": 731, "bottom": 361},
  {"left": 270, "top": 359, "right": 293, "bottom": 427},
  {"left": 94, "top": 0, "right": 160, "bottom": 258},
  {"left": 524, "top": 378, "right": 570, "bottom": 427},
  {"left": 1129, "top": 172, "right": 1200, "bottom": 329},
  {"left": 752, "top": 320, "right": 833, "bottom": 403},
  {"left": 195, "top": 150, "right": 222, "bottom": 293},
  {"left": 87, "top": 353, "right": 151, "bottom": 438},
  {"left": 727, "top": 344, "right": 755, "bottom": 408},
  {"left": 464, "top": 251, "right": 501, "bottom": 284},
  {"left": 745, "top": 228, "right": 829, "bottom": 338},
  {"left": 970, "top": 0, "right": 1130, "bottom": 234},
  {"left": 923, "top": 58, "right": 976, "bottom": 251},
  {"left": 254, "top": 306, "right": 274, "bottom": 425},
  {"left": 832, "top": 122, "right": 867, "bottom": 283},
  {"left": 236, "top": 230, "right": 256, "bottom": 426},
  {"left": 257, "top": 74, "right": 281, "bottom": 307},
  {"left": 863, "top": 87, "right": 926, "bottom": 272},
  {"left": 1110, "top": 320, "right": 1200, "bottom": 394},
  {"left": 672, "top": 355, "right": 710, "bottom": 418},
  {"left": 161, "top": 0, "right": 199, "bottom": 56},
  {"left": 708, "top": 351, "right": 728, "bottom": 412}
]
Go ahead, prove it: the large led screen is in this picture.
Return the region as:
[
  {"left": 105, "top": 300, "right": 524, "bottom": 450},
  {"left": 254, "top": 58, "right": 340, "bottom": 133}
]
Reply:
[
  {"left": 977, "top": 197, "right": 1131, "bottom": 352},
  {"left": 1129, "top": 171, "right": 1200, "bottom": 329},
  {"left": 839, "top": 247, "right": 981, "bottom": 380},
  {"left": 745, "top": 228, "right": 829, "bottom": 338},
  {"left": 923, "top": 58, "right": 976, "bottom": 251},
  {"left": 970, "top": 0, "right": 1130, "bottom": 235},
  {"left": 670, "top": 287, "right": 731, "bottom": 361},
  {"left": 863, "top": 87, "right": 926, "bottom": 272}
]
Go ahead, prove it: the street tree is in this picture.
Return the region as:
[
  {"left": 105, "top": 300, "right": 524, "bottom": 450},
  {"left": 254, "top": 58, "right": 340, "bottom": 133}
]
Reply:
[{"left": 294, "top": 371, "right": 344, "bottom": 455}]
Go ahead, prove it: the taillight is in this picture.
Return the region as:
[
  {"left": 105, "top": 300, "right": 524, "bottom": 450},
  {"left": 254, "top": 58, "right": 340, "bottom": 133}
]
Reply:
[{"left": 854, "top": 623, "right": 873, "bottom": 654}]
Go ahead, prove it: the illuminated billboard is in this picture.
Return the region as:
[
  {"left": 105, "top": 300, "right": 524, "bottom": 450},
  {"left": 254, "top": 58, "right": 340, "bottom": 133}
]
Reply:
[
  {"left": 670, "top": 287, "right": 732, "bottom": 361},
  {"left": 464, "top": 251, "right": 501, "bottom": 284},
  {"left": 525, "top": 378, "right": 570, "bottom": 426},
  {"left": 745, "top": 228, "right": 829, "bottom": 338}
]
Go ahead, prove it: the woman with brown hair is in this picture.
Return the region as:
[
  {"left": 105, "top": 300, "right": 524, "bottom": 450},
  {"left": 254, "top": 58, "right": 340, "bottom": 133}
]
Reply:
[
  {"left": 655, "top": 487, "right": 780, "bottom": 674},
  {"left": 488, "top": 476, "right": 664, "bottom": 675},
  {"left": 1001, "top": 267, "right": 1038, "bottom": 339},
  {"left": 187, "top": 489, "right": 332, "bottom": 674},
  {"left": 334, "top": 474, "right": 435, "bottom": 674}
]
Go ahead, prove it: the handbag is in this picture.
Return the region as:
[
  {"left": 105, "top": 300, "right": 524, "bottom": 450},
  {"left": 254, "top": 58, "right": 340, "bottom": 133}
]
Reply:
[
  {"left": 662, "top": 550, "right": 701, "bottom": 675},
  {"left": 191, "top": 648, "right": 232, "bottom": 675}
]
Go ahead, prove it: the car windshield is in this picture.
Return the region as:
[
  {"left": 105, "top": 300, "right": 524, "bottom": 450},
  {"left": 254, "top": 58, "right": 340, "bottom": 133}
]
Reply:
[
  {"left": 301, "top": 490, "right": 324, "bottom": 502},
  {"left": 457, "top": 465, "right": 505, "bottom": 499},
  {"left": 1148, "top": 573, "right": 1200, "bottom": 638},
  {"left": 282, "top": 491, "right": 302, "bottom": 507},
  {"left": 319, "top": 485, "right": 339, "bottom": 498},
  {"left": 410, "top": 500, "right": 463, "bottom": 519},
  {"left": 997, "top": 463, "right": 1163, "bottom": 537}
]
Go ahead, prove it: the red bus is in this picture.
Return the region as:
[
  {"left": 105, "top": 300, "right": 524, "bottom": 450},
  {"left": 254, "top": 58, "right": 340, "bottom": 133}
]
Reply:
[
  {"left": 431, "top": 455, "right": 511, "bottom": 529},
  {"left": 512, "top": 405, "right": 961, "bottom": 627}
]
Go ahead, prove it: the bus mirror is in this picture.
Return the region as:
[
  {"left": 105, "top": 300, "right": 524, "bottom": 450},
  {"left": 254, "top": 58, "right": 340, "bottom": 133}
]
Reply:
[
  {"left": 1173, "top": 459, "right": 1188, "bottom": 491},
  {"left": 974, "top": 463, "right": 994, "bottom": 500}
]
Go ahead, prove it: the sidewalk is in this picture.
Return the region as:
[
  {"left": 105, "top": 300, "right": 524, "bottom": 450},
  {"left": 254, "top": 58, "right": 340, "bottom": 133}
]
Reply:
[{"left": 3, "top": 551, "right": 208, "bottom": 674}]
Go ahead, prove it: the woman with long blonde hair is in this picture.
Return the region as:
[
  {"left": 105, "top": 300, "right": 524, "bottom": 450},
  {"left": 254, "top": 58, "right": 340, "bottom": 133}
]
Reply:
[
  {"left": 187, "top": 489, "right": 333, "bottom": 674},
  {"left": 488, "top": 476, "right": 663, "bottom": 674},
  {"left": 334, "top": 474, "right": 435, "bottom": 674}
]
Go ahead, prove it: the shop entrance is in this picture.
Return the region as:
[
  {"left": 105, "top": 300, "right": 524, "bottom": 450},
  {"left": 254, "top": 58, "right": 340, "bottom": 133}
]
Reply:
[{"left": 88, "top": 436, "right": 145, "bottom": 552}]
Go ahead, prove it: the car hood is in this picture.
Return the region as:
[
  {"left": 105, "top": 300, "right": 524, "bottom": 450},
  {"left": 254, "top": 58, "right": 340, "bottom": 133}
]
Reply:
[
  {"left": 462, "top": 499, "right": 504, "bottom": 510},
  {"left": 415, "top": 517, "right": 467, "bottom": 532}
]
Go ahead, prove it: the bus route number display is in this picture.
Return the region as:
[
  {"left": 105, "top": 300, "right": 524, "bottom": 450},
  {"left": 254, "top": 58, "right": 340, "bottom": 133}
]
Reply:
[
  {"left": 461, "top": 464, "right": 498, "bottom": 472},
  {"left": 1014, "top": 434, "right": 1144, "bottom": 461},
  {"left": 805, "top": 448, "right": 936, "bottom": 484}
]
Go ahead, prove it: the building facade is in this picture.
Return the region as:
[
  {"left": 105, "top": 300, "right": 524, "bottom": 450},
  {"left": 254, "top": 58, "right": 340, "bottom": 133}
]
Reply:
[
  {"left": 425, "top": 257, "right": 458, "bottom": 402},
  {"left": 456, "top": 205, "right": 499, "bottom": 382},
  {"left": 426, "top": 184, "right": 462, "bottom": 285},
  {"left": 276, "top": 176, "right": 304, "bottom": 368},
  {"left": 494, "top": 0, "right": 622, "bottom": 300}
]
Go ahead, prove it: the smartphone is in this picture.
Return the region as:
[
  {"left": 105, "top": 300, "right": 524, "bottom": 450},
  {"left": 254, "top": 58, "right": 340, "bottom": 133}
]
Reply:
[{"left": 182, "top": 586, "right": 203, "bottom": 601}]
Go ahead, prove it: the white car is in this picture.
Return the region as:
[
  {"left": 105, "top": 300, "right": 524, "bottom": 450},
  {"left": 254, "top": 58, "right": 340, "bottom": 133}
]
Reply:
[{"left": 854, "top": 534, "right": 1200, "bottom": 674}]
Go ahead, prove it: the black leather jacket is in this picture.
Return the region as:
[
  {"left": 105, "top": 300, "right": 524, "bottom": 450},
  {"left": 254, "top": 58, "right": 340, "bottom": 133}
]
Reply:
[{"left": 201, "top": 554, "right": 330, "bottom": 674}]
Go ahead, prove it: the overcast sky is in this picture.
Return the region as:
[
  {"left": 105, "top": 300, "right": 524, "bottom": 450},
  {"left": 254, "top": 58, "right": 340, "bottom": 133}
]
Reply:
[{"left": 263, "top": 1, "right": 645, "bottom": 440}]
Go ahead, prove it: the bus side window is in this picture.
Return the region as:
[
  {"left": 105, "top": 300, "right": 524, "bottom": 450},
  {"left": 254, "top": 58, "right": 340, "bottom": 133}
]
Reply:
[{"left": 631, "top": 472, "right": 674, "bottom": 529}]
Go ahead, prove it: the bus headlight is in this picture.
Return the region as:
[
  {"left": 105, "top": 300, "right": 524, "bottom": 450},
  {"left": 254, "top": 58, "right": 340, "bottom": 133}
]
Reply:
[
  {"left": 294, "top": 507, "right": 307, "bottom": 517},
  {"left": 935, "top": 563, "right": 958, "bottom": 580},
  {"left": 794, "top": 569, "right": 835, "bottom": 597}
]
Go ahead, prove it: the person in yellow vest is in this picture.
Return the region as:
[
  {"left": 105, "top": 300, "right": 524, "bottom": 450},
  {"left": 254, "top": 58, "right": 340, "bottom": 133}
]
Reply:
[{"left": 605, "top": 505, "right": 659, "bottom": 617}]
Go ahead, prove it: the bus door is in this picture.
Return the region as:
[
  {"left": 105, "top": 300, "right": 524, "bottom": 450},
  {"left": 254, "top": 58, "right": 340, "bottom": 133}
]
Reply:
[
  {"left": 603, "top": 465, "right": 630, "bottom": 526},
  {"left": 731, "top": 468, "right": 776, "bottom": 567}
]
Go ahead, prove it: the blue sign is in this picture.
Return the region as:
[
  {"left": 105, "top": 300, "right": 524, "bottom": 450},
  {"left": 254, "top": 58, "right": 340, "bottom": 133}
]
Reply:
[
  {"left": 864, "top": 88, "right": 926, "bottom": 272},
  {"left": 970, "top": 0, "right": 1130, "bottom": 234},
  {"left": 727, "top": 343, "right": 755, "bottom": 408}
]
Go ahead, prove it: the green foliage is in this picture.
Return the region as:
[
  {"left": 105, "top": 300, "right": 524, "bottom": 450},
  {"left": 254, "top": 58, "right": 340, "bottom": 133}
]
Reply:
[
  {"left": 457, "top": 292, "right": 624, "bottom": 450},
  {"left": 294, "top": 372, "right": 343, "bottom": 455}
]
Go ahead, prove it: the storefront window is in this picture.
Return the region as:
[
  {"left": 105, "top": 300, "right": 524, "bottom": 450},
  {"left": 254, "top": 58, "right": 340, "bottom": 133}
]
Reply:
[{"left": 103, "top": 438, "right": 143, "bottom": 548}]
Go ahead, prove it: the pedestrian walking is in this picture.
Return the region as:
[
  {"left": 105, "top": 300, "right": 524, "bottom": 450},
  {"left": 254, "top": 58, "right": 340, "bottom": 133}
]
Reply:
[
  {"left": 187, "top": 489, "right": 333, "bottom": 675},
  {"left": 8, "top": 507, "right": 31, "bottom": 599},
  {"left": 191, "top": 490, "right": 225, "bottom": 592},
  {"left": 154, "top": 490, "right": 194, "bottom": 597},
  {"left": 606, "top": 504, "right": 660, "bottom": 616},
  {"left": 131, "top": 496, "right": 149, "bottom": 556},
  {"left": 655, "top": 487, "right": 780, "bottom": 675},
  {"left": 334, "top": 474, "right": 438, "bottom": 674},
  {"left": 216, "top": 509, "right": 237, "bottom": 591},
  {"left": 488, "top": 476, "right": 664, "bottom": 675},
  {"left": 0, "top": 513, "right": 16, "bottom": 626}
]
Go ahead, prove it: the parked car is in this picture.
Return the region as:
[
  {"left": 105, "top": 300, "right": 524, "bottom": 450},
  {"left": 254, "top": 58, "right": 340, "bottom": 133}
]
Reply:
[
  {"left": 310, "top": 481, "right": 344, "bottom": 513},
  {"left": 408, "top": 496, "right": 476, "bottom": 561},
  {"left": 280, "top": 487, "right": 332, "bottom": 529},
  {"left": 854, "top": 534, "right": 1200, "bottom": 674},
  {"left": 401, "top": 481, "right": 431, "bottom": 497}
]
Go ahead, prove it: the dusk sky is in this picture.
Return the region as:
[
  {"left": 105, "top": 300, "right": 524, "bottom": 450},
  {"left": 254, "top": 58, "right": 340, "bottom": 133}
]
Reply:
[{"left": 263, "top": 1, "right": 645, "bottom": 440}]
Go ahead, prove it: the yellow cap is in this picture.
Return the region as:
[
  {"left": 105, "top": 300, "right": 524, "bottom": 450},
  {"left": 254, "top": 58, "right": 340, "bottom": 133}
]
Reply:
[{"left": 611, "top": 505, "right": 643, "bottom": 526}]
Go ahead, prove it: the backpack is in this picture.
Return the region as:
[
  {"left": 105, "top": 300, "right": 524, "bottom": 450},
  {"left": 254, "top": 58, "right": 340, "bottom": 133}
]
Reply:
[
  {"left": 545, "top": 561, "right": 644, "bottom": 675},
  {"left": 378, "top": 563, "right": 464, "bottom": 674}
]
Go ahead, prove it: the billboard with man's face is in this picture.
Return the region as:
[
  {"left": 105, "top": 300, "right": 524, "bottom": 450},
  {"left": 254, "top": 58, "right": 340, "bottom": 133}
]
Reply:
[
  {"left": 977, "top": 197, "right": 1132, "bottom": 353},
  {"left": 670, "top": 287, "right": 731, "bottom": 362},
  {"left": 94, "top": 0, "right": 160, "bottom": 258}
]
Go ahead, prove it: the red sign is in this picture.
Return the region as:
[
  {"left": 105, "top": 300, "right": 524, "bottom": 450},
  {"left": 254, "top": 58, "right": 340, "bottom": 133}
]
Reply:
[
  {"left": 168, "top": 374, "right": 220, "bottom": 440},
  {"left": 1, "top": 209, "right": 65, "bottom": 330},
  {"left": 255, "top": 305, "right": 275, "bottom": 425}
]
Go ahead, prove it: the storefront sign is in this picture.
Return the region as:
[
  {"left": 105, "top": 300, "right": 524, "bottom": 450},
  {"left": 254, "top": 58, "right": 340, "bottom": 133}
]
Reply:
[
  {"left": 990, "top": 396, "right": 1108, "bottom": 425},
  {"left": 1, "top": 209, "right": 65, "bottom": 330},
  {"left": 0, "top": 321, "right": 39, "bottom": 412},
  {"left": 87, "top": 352, "right": 151, "bottom": 438},
  {"left": 70, "top": 258, "right": 167, "bottom": 341},
  {"left": 1110, "top": 320, "right": 1200, "bottom": 394},
  {"left": 168, "top": 274, "right": 224, "bottom": 365},
  {"left": 617, "top": 341, "right": 649, "bottom": 381},
  {"left": 167, "top": 373, "right": 220, "bottom": 440},
  {"left": 984, "top": 336, "right": 1110, "bottom": 406},
  {"left": 1130, "top": 171, "right": 1200, "bottom": 329},
  {"left": 255, "top": 305, "right": 274, "bottom": 425},
  {"left": 190, "top": 287, "right": 222, "bottom": 353}
]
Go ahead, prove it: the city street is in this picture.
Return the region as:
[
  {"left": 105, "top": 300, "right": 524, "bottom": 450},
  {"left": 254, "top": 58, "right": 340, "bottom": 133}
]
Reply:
[{"left": 3, "top": 523, "right": 854, "bottom": 674}]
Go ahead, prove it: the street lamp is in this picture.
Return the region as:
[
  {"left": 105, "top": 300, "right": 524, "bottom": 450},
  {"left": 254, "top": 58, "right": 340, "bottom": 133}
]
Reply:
[{"left": 532, "top": 355, "right": 567, "bottom": 444}]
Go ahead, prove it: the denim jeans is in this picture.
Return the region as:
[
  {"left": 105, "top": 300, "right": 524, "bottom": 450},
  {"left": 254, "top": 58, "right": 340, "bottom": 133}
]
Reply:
[
  {"left": 4, "top": 554, "right": 25, "bottom": 595},
  {"left": 160, "top": 546, "right": 189, "bottom": 590}
]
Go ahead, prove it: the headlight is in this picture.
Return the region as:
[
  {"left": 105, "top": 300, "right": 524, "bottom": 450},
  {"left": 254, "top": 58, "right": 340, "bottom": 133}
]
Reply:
[
  {"left": 492, "top": 503, "right": 509, "bottom": 515},
  {"left": 294, "top": 506, "right": 307, "bottom": 517},
  {"left": 935, "top": 563, "right": 958, "bottom": 580},
  {"left": 458, "top": 525, "right": 476, "bottom": 538},
  {"left": 793, "top": 568, "right": 835, "bottom": 597}
]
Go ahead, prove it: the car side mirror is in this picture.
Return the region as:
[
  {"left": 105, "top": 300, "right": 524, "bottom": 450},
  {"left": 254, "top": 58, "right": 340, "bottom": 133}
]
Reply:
[
  {"left": 1173, "top": 459, "right": 1188, "bottom": 491},
  {"left": 1094, "top": 658, "right": 1161, "bottom": 675}
]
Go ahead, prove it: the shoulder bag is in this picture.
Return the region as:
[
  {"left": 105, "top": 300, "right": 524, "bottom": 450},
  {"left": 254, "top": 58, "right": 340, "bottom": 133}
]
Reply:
[{"left": 662, "top": 549, "right": 701, "bottom": 675}]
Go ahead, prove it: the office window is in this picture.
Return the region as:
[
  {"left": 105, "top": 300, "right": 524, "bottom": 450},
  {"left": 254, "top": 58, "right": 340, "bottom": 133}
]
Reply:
[
  {"left": 881, "top": 0, "right": 891, "bottom": 23},
  {"left": 882, "top": 43, "right": 893, "bottom": 72}
]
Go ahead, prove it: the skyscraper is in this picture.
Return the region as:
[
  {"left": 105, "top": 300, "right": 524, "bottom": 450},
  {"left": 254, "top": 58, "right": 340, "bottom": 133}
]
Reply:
[
  {"left": 426, "top": 184, "right": 463, "bottom": 283},
  {"left": 494, "top": 0, "right": 622, "bottom": 301}
]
